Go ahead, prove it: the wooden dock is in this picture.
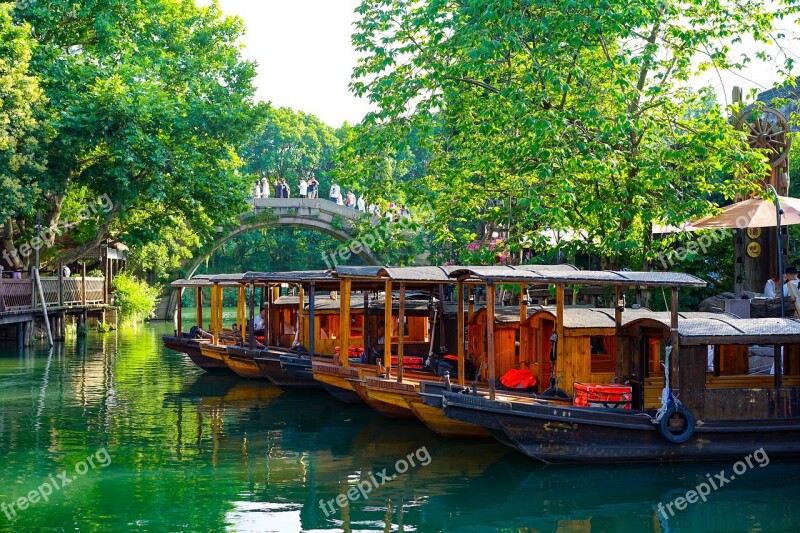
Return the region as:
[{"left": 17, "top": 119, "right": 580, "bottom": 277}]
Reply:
[{"left": 0, "top": 273, "right": 111, "bottom": 347}]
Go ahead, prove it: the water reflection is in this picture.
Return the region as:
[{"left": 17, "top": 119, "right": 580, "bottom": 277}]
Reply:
[{"left": 0, "top": 324, "right": 799, "bottom": 532}]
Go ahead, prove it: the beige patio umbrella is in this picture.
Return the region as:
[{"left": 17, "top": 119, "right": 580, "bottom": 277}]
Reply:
[{"left": 688, "top": 195, "right": 800, "bottom": 229}]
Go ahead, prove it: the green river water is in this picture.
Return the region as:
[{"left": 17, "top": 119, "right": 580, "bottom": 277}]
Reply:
[{"left": 1, "top": 320, "right": 799, "bottom": 532}]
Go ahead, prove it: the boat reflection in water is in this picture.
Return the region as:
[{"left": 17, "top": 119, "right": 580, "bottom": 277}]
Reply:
[{"left": 178, "top": 375, "right": 800, "bottom": 533}]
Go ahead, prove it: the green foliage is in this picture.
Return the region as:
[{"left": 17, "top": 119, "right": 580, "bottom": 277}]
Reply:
[
  {"left": 3, "top": 0, "right": 261, "bottom": 270},
  {"left": 348, "top": 0, "right": 795, "bottom": 272},
  {"left": 0, "top": 4, "right": 46, "bottom": 222},
  {"left": 242, "top": 106, "right": 340, "bottom": 195},
  {"left": 112, "top": 272, "right": 161, "bottom": 325}
]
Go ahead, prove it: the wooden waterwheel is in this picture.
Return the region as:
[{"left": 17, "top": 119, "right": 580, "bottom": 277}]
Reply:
[{"left": 735, "top": 106, "right": 792, "bottom": 169}]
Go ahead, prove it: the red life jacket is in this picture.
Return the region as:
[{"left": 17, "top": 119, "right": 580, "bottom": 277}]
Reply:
[{"left": 499, "top": 368, "right": 537, "bottom": 390}]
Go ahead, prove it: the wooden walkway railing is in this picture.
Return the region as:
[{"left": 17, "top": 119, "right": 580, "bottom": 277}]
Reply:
[{"left": 0, "top": 277, "right": 106, "bottom": 313}]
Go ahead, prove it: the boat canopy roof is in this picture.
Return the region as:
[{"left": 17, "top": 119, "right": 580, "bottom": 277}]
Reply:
[
  {"left": 449, "top": 266, "right": 706, "bottom": 288},
  {"left": 626, "top": 316, "right": 800, "bottom": 345},
  {"left": 240, "top": 270, "right": 339, "bottom": 290},
  {"left": 335, "top": 265, "right": 457, "bottom": 283},
  {"left": 171, "top": 274, "right": 244, "bottom": 288}
]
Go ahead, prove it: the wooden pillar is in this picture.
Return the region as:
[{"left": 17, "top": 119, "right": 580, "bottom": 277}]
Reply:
[
  {"left": 519, "top": 283, "right": 528, "bottom": 326},
  {"left": 468, "top": 287, "right": 475, "bottom": 323},
  {"left": 81, "top": 263, "right": 87, "bottom": 306},
  {"left": 363, "top": 290, "right": 370, "bottom": 355},
  {"left": 384, "top": 279, "right": 392, "bottom": 376},
  {"left": 556, "top": 283, "right": 565, "bottom": 383},
  {"left": 196, "top": 287, "right": 203, "bottom": 328},
  {"left": 397, "top": 283, "right": 406, "bottom": 383},
  {"left": 248, "top": 282, "right": 256, "bottom": 350},
  {"left": 487, "top": 281, "right": 496, "bottom": 400},
  {"left": 671, "top": 287, "right": 680, "bottom": 387},
  {"left": 237, "top": 285, "right": 245, "bottom": 343},
  {"left": 614, "top": 286, "right": 623, "bottom": 375},
  {"left": 24, "top": 320, "right": 33, "bottom": 346},
  {"left": 17, "top": 322, "right": 23, "bottom": 350},
  {"left": 58, "top": 261, "right": 64, "bottom": 306},
  {"left": 457, "top": 280, "right": 465, "bottom": 387},
  {"left": 0, "top": 266, "right": 5, "bottom": 313},
  {"left": 210, "top": 282, "right": 219, "bottom": 344},
  {"left": 339, "top": 278, "right": 351, "bottom": 368},
  {"left": 298, "top": 285, "right": 305, "bottom": 347},
  {"left": 309, "top": 282, "right": 316, "bottom": 357},
  {"left": 266, "top": 284, "right": 273, "bottom": 346}
]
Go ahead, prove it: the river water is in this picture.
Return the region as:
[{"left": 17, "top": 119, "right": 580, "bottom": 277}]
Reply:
[{"left": 1, "top": 322, "right": 799, "bottom": 532}]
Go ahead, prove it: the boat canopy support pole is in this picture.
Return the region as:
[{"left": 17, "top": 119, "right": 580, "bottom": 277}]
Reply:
[
  {"left": 176, "top": 287, "right": 183, "bottom": 336},
  {"left": 398, "top": 283, "right": 406, "bottom": 383},
  {"left": 556, "top": 283, "right": 565, "bottom": 383},
  {"left": 196, "top": 286, "right": 203, "bottom": 329},
  {"left": 671, "top": 287, "right": 680, "bottom": 387},
  {"left": 309, "top": 282, "right": 316, "bottom": 357},
  {"left": 615, "top": 286, "right": 623, "bottom": 376},
  {"left": 384, "top": 279, "right": 392, "bottom": 377},
  {"left": 340, "top": 277, "right": 351, "bottom": 368},
  {"left": 237, "top": 284, "right": 246, "bottom": 343},
  {"left": 248, "top": 281, "right": 255, "bottom": 350},
  {"left": 487, "top": 280, "right": 496, "bottom": 400},
  {"left": 457, "top": 280, "right": 465, "bottom": 387}
]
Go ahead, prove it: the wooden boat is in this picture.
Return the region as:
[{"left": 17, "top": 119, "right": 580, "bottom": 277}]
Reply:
[
  {"left": 161, "top": 333, "right": 226, "bottom": 371},
  {"left": 253, "top": 349, "right": 324, "bottom": 391},
  {"left": 439, "top": 266, "right": 800, "bottom": 462},
  {"left": 162, "top": 275, "right": 244, "bottom": 371}
]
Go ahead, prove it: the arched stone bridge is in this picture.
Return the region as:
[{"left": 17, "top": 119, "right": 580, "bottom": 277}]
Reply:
[{"left": 155, "top": 198, "right": 379, "bottom": 319}]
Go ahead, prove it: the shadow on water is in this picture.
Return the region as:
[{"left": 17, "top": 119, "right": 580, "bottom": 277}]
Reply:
[{"left": 0, "top": 323, "right": 799, "bottom": 532}]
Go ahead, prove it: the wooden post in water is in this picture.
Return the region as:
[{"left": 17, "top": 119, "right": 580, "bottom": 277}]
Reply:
[
  {"left": 397, "top": 283, "right": 406, "bottom": 383},
  {"left": 339, "top": 278, "right": 351, "bottom": 368},
  {"left": 81, "top": 263, "right": 87, "bottom": 306},
  {"left": 457, "top": 280, "right": 465, "bottom": 387},
  {"left": 309, "top": 282, "right": 316, "bottom": 357},
  {"left": 487, "top": 281, "right": 496, "bottom": 400},
  {"left": 58, "top": 261, "right": 64, "bottom": 306},
  {"left": 384, "top": 279, "right": 392, "bottom": 377}
]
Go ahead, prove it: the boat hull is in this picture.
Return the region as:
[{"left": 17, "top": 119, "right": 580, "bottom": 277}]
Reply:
[
  {"left": 442, "top": 392, "right": 800, "bottom": 463},
  {"left": 221, "top": 346, "right": 266, "bottom": 380},
  {"left": 350, "top": 378, "right": 416, "bottom": 419},
  {"left": 255, "top": 353, "right": 324, "bottom": 391},
  {"left": 312, "top": 361, "right": 364, "bottom": 404},
  {"left": 162, "top": 335, "right": 229, "bottom": 371}
]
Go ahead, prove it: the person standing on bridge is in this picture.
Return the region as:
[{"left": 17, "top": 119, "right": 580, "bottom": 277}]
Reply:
[
  {"left": 260, "top": 177, "right": 270, "bottom": 198},
  {"left": 308, "top": 176, "right": 319, "bottom": 198},
  {"left": 329, "top": 183, "right": 341, "bottom": 204},
  {"left": 253, "top": 181, "right": 261, "bottom": 199},
  {"left": 357, "top": 195, "right": 366, "bottom": 212},
  {"left": 298, "top": 177, "right": 308, "bottom": 199},
  {"left": 345, "top": 190, "right": 356, "bottom": 209}
]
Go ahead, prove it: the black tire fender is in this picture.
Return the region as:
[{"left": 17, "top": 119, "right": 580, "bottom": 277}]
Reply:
[{"left": 658, "top": 404, "right": 696, "bottom": 443}]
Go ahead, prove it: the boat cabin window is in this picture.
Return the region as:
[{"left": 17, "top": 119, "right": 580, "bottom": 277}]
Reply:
[
  {"left": 647, "top": 337, "right": 665, "bottom": 376},
  {"left": 349, "top": 315, "right": 364, "bottom": 338},
  {"left": 278, "top": 309, "right": 296, "bottom": 335},
  {"left": 389, "top": 316, "right": 429, "bottom": 342},
  {"left": 318, "top": 315, "right": 339, "bottom": 340},
  {"left": 705, "top": 344, "right": 800, "bottom": 389},
  {"left": 589, "top": 336, "right": 616, "bottom": 373}
]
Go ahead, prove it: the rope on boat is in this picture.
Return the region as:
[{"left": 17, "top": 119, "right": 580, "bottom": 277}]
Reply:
[{"left": 653, "top": 344, "right": 677, "bottom": 424}]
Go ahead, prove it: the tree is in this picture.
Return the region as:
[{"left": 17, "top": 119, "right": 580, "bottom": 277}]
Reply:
[
  {"left": 2, "top": 0, "right": 260, "bottom": 270},
  {"left": 0, "top": 4, "right": 46, "bottom": 253},
  {"left": 349, "top": 0, "right": 795, "bottom": 268},
  {"left": 242, "top": 106, "right": 340, "bottom": 196}
]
